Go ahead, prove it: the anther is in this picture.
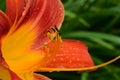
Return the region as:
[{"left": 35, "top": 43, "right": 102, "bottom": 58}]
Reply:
[{"left": 47, "top": 26, "right": 61, "bottom": 40}]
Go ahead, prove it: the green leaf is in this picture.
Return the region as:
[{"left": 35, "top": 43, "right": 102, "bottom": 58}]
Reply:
[
  {"left": 88, "top": 37, "right": 114, "bottom": 50},
  {"left": 0, "top": 0, "right": 6, "bottom": 11},
  {"left": 63, "top": 31, "right": 120, "bottom": 45}
]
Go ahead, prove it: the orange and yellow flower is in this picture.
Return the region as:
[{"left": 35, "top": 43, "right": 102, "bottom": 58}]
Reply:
[{"left": 0, "top": 0, "right": 120, "bottom": 80}]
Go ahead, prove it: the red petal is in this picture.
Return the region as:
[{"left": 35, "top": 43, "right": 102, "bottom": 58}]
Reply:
[
  {"left": 6, "top": 0, "right": 25, "bottom": 25},
  {"left": 35, "top": 0, "right": 64, "bottom": 48},
  {"left": 45, "top": 40, "right": 94, "bottom": 68},
  {"left": 0, "top": 11, "right": 10, "bottom": 66},
  {"left": 6, "top": 0, "right": 64, "bottom": 48},
  {"left": 9, "top": 70, "right": 21, "bottom": 80},
  {"left": 0, "top": 52, "right": 8, "bottom": 67},
  {"left": 0, "top": 12, "right": 10, "bottom": 66},
  {"left": 0, "top": 10, "right": 10, "bottom": 36},
  {"left": 33, "top": 73, "right": 51, "bottom": 80},
  {"left": 21, "top": 0, "right": 64, "bottom": 48},
  {"left": 0, "top": 64, "right": 21, "bottom": 80},
  {"left": 22, "top": 0, "right": 64, "bottom": 29}
]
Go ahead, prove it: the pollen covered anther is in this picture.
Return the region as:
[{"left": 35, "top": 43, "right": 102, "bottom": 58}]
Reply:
[
  {"left": 40, "top": 26, "right": 62, "bottom": 67},
  {"left": 47, "top": 26, "right": 62, "bottom": 41}
]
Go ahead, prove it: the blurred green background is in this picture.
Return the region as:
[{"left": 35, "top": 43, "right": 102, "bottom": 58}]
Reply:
[{"left": 0, "top": 0, "right": 120, "bottom": 80}]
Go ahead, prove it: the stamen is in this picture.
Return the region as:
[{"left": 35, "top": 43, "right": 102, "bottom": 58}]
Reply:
[
  {"left": 47, "top": 30, "right": 52, "bottom": 40},
  {"left": 37, "top": 56, "right": 120, "bottom": 72},
  {"left": 47, "top": 26, "right": 62, "bottom": 42},
  {"left": 51, "top": 27, "right": 56, "bottom": 32},
  {"left": 40, "top": 26, "right": 62, "bottom": 67}
]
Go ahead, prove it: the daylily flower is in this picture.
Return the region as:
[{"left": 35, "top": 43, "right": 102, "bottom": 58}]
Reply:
[{"left": 0, "top": 0, "right": 120, "bottom": 80}]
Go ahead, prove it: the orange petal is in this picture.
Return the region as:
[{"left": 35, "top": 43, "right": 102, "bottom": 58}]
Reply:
[
  {"left": 45, "top": 40, "right": 94, "bottom": 68},
  {"left": 18, "top": 0, "right": 64, "bottom": 48},
  {"left": 36, "top": 40, "right": 120, "bottom": 72},
  {"left": 1, "top": 0, "right": 64, "bottom": 73},
  {"left": 33, "top": 73, "right": 51, "bottom": 80},
  {"left": 21, "top": 0, "right": 64, "bottom": 29},
  {"left": 1, "top": 24, "right": 45, "bottom": 73},
  {"left": 15, "top": 72, "right": 51, "bottom": 80},
  {"left": 1, "top": 25, "right": 61, "bottom": 74},
  {"left": 0, "top": 10, "right": 10, "bottom": 36},
  {"left": 6, "top": 0, "right": 25, "bottom": 25},
  {"left": 8, "top": 0, "right": 64, "bottom": 48},
  {"left": 0, "top": 64, "right": 21, "bottom": 80},
  {"left": 36, "top": 56, "right": 120, "bottom": 72}
]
